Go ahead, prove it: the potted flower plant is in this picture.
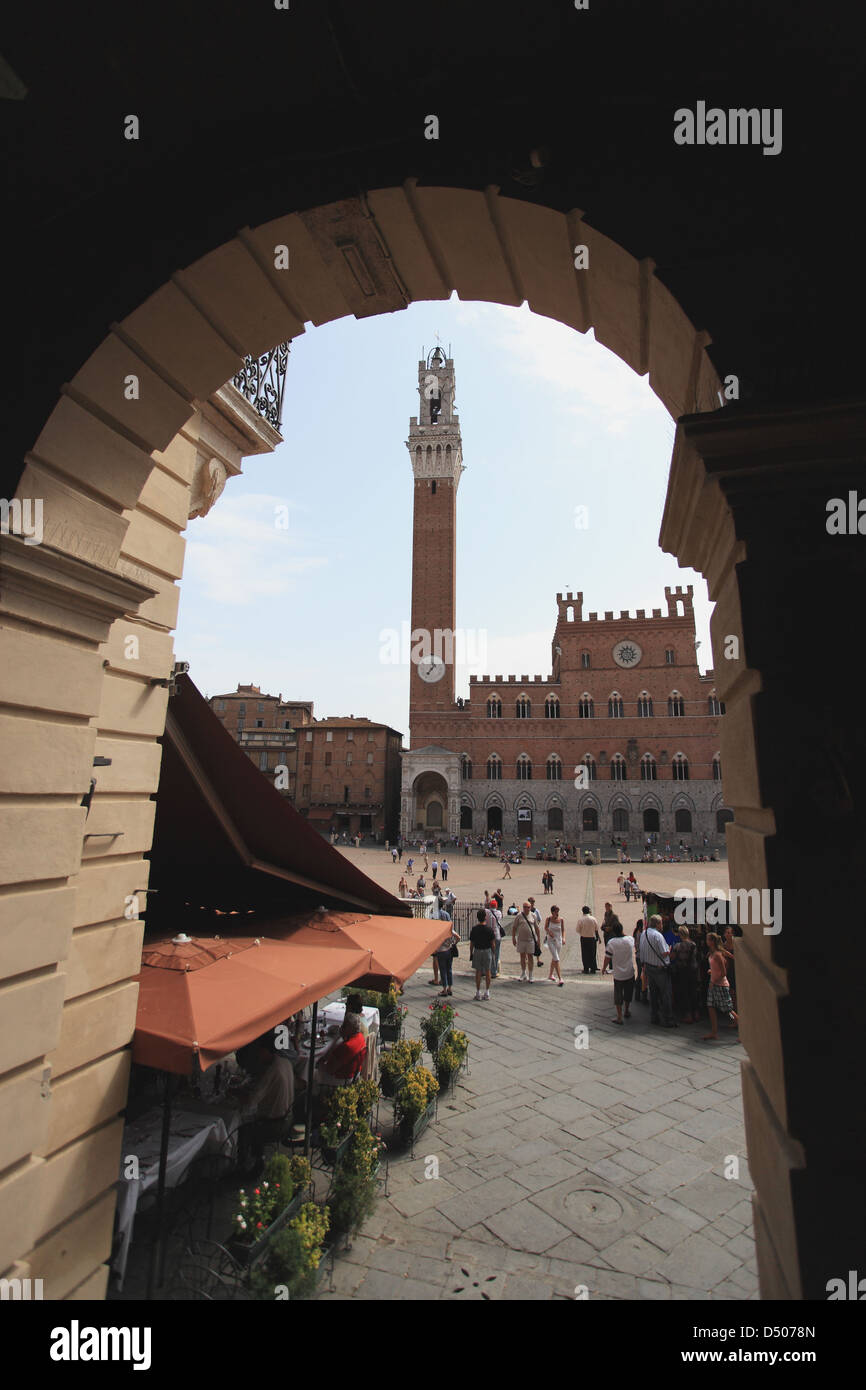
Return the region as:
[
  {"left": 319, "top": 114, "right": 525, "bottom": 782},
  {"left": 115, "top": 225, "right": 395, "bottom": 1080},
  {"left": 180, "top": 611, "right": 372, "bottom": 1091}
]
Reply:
[
  {"left": 420, "top": 999, "right": 455, "bottom": 1055},
  {"left": 248, "top": 1201, "right": 330, "bottom": 1300},
  {"left": 395, "top": 1065, "right": 439, "bottom": 1149},
  {"left": 378, "top": 1037, "right": 423, "bottom": 1097},
  {"left": 230, "top": 1153, "right": 312, "bottom": 1263},
  {"left": 319, "top": 1076, "right": 379, "bottom": 1160},
  {"left": 434, "top": 1028, "right": 469, "bottom": 1091}
]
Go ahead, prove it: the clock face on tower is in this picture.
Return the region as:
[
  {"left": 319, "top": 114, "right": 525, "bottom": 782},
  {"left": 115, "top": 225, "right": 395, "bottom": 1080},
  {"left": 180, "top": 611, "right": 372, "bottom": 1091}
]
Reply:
[
  {"left": 417, "top": 655, "right": 446, "bottom": 683},
  {"left": 612, "top": 639, "right": 642, "bottom": 669}
]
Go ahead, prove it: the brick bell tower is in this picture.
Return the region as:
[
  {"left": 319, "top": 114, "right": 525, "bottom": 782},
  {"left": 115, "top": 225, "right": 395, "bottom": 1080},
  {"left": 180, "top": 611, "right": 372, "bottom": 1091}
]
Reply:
[{"left": 406, "top": 346, "right": 464, "bottom": 716}]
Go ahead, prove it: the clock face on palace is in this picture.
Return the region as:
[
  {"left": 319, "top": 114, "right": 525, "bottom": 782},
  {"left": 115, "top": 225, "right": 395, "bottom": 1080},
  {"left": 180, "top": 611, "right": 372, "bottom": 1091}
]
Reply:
[
  {"left": 417, "top": 655, "right": 446, "bottom": 683},
  {"left": 612, "top": 639, "right": 642, "bottom": 669}
]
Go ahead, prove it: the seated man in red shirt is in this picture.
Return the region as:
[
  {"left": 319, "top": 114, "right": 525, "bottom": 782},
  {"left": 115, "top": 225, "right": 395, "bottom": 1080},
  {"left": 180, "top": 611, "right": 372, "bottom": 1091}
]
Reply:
[{"left": 315, "top": 1012, "right": 367, "bottom": 1087}]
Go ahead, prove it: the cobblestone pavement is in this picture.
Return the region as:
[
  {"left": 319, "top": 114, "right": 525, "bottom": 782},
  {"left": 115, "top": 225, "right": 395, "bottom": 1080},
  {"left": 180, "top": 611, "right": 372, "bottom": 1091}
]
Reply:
[{"left": 317, "top": 853, "right": 757, "bottom": 1302}]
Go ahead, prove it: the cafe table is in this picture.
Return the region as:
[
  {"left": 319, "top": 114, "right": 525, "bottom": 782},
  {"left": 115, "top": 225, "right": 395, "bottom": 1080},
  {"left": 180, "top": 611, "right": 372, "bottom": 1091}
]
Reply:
[{"left": 113, "top": 1101, "right": 240, "bottom": 1289}]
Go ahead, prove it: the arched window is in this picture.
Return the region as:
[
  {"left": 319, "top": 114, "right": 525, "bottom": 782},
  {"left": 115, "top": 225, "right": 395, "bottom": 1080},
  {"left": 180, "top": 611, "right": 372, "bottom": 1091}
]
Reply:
[
  {"left": 643, "top": 808, "right": 660, "bottom": 832},
  {"left": 672, "top": 753, "right": 690, "bottom": 781},
  {"left": 581, "top": 651, "right": 591, "bottom": 669},
  {"left": 548, "top": 806, "right": 564, "bottom": 831},
  {"left": 516, "top": 754, "right": 532, "bottom": 780},
  {"left": 487, "top": 696, "right": 502, "bottom": 718},
  {"left": 545, "top": 695, "right": 561, "bottom": 719},
  {"left": 546, "top": 755, "right": 562, "bottom": 781},
  {"left": 708, "top": 694, "right": 726, "bottom": 716},
  {"left": 712, "top": 754, "right": 722, "bottom": 782},
  {"left": 486, "top": 754, "right": 502, "bottom": 780},
  {"left": 717, "top": 808, "right": 734, "bottom": 834},
  {"left": 461, "top": 754, "right": 472, "bottom": 780},
  {"left": 637, "top": 692, "right": 654, "bottom": 718},
  {"left": 640, "top": 754, "right": 657, "bottom": 781},
  {"left": 665, "top": 648, "right": 675, "bottom": 665},
  {"left": 610, "top": 754, "right": 627, "bottom": 781},
  {"left": 668, "top": 691, "right": 685, "bottom": 717},
  {"left": 675, "top": 808, "right": 693, "bottom": 833},
  {"left": 612, "top": 807, "right": 629, "bottom": 832},
  {"left": 516, "top": 695, "right": 531, "bottom": 719},
  {"left": 578, "top": 694, "right": 594, "bottom": 719},
  {"left": 460, "top": 804, "right": 473, "bottom": 830},
  {"left": 608, "top": 692, "right": 624, "bottom": 719},
  {"left": 579, "top": 755, "right": 597, "bottom": 782},
  {"left": 582, "top": 807, "right": 598, "bottom": 832}
]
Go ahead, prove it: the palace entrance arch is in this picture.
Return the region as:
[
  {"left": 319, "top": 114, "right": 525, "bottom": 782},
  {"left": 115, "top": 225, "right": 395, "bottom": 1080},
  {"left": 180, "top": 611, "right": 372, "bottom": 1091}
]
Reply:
[{"left": 2, "top": 176, "right": 861, "bottom": 1304}]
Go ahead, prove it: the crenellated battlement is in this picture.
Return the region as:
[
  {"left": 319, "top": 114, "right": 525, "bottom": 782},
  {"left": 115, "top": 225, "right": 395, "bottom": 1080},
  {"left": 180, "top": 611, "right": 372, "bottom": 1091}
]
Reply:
[
  {"left": 470, "top": 673, "right": 555, "bottom": 685},
  {"left": 554, "top": 590, "right": 693, "bottom": 624}
]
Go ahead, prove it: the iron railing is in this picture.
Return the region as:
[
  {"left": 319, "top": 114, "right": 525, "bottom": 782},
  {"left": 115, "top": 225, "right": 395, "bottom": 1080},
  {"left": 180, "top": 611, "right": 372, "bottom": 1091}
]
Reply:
[{"left": 231, "top": 342, "right": 290, "bottom": 430}]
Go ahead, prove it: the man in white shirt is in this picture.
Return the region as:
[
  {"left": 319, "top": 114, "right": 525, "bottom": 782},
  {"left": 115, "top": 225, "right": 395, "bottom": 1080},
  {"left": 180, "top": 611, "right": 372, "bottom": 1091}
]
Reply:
[
  {"left": 576, "top": 906, "right": 600, "bottom": 974},
  {"left": 638, "top": 914, "right": 676, "bottom": 1027},
  {"left": 602, "top": 921, "right": 636, "bottom": 1024}
]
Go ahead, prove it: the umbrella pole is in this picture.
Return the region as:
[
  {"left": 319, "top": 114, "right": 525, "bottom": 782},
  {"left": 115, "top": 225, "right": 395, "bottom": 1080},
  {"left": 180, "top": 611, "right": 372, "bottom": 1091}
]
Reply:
[
  {"left": 148, "top": 1072, "right": 174, "bottom": 1297},
  {"left": 303, "top": 1001, "right": 318, "bottom": 1158}
]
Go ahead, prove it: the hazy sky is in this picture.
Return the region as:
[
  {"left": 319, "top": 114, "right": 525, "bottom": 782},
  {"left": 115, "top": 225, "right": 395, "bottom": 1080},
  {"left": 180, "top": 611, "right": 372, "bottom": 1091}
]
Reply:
[{"left": 176, "top": 296, "right": 712, "bottom": 740}]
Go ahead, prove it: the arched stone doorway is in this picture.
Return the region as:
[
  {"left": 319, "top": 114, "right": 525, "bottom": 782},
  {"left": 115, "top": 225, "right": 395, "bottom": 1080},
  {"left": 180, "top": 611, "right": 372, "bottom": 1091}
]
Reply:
[{"left": 1, "top": 174, "right": 857, "bottom": 1303}]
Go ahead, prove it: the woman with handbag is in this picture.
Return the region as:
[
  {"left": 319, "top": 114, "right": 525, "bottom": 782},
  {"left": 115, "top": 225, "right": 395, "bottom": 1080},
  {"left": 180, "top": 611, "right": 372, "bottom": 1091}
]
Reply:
[
  {"left": 544, "top": 905, "right": 565, "bottom": 985},
  {"left": 512, "top": 901, "right": 541, "bottom": 982},
  {"left": 434, "top": 922, "right": 460, "bottom": 997}
]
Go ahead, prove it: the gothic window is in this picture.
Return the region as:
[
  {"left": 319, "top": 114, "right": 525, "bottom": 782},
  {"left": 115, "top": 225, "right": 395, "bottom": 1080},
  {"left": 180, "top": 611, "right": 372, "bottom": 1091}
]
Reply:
[
  {"left": 461, "top": 755, "right": 472, "bottom": 780},
  {"left": 579, "top": 755, "right": 597, "bottom": 782},
  {"left": 665, "top": 649, "right": 676, "bottom": 665},
  {"left": 546, "top": 755, "right": 562, "bottom": 781},
  {"left": 612, "top": 808, "right": 629, "bottom": 832},
  {"left": 516, "top": 695, "right": 531, "bottom": 719},
  {"left": 578, "top": 695, "right": 594, "bottom": 719},
  {"left": 610, "top": 754, "right": 627, "bottom": 781},
  {"left": 516, "top": 754, "right": 532, "bottom": 780},
  {"left": 708, "top": 694, "right": 726, "bottom": 715},
  {"left": 608, "top": 692, "right": 624, "bottom": 719},
  {"left": 637, "top": 693, "right": 654, "bottom": 718},
  {"left": 581, "top": 651, "right": 591, "bottom": 669},
  {"left": 668, "top": 692, "right": 685, "bottom": 717},
  {"left": 713, "top": 754, "right": 722, "bottom": 781},
  {"left": 487, "top": 696, "right": 502, "bottom": 718},
  {"left": 548, "top": 807, "right": 564, "bottom": 831},
  {"left": 672, "top": 754, "right": 690, "bottom": 781},
  {"left": 640, "top": 754, "right": 657, "bottom": 781},
  {"left": 545, "top": 696, "right": 561, "bottom": 719},
  {"left": 643, "top": 808, "right": 660, "bottom": 832},
  {"left": 675, "top": 809, "right": 693, "bottom": 833},
  {"left": 582, "top": 807, "right": 598, "bottom": 832},
  {"left": 487, "top": 754, "right": 502, "bottom": 780}
]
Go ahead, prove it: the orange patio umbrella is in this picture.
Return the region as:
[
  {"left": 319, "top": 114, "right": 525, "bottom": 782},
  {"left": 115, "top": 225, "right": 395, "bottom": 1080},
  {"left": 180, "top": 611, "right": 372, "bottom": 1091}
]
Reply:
[
  {"left": 234, "top": 908, "right": 455, "bottom": 991},
  {"left": 133, "top": 930, "right": 373, "bottom": 1074}
]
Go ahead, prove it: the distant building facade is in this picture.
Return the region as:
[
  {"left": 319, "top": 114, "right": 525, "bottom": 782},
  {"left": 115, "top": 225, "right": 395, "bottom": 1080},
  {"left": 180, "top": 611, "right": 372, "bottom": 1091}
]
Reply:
[
  {"left": 400, "top": 351, "right": 732, "bottom": 849},
  {"left": 209, "top": 686, "right": 403, "bottom": 839}
]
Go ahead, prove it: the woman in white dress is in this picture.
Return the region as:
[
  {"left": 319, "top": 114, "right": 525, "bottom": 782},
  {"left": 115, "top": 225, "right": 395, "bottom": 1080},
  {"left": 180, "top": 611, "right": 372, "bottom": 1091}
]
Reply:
[{"left": 544, "top": 905, "right": 565, "bottom": 985}]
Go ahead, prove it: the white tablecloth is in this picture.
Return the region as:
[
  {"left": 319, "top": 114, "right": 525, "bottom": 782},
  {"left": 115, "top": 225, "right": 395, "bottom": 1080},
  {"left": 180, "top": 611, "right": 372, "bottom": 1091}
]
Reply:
[{"left": 113, "top": 1103, "right": 239, "bottom": 1288}]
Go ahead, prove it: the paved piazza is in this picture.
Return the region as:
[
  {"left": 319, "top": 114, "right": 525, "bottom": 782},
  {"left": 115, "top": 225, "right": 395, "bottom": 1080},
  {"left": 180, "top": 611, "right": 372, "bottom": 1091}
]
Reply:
[{"left": 318, "top": 847, "right": 757, "bottom": 1302}]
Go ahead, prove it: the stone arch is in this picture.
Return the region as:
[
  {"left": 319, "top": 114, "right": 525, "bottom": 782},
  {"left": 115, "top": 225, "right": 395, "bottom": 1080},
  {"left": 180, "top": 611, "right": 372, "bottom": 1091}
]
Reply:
[
  {"left": 639, "top": 791, "right": 663, "bottom": 812},
  {"left": 671, "top": 790, "right": 696, "bottom": 812},
  {"left": 483, "top": 791, "right": 505, "bottom": 810}
]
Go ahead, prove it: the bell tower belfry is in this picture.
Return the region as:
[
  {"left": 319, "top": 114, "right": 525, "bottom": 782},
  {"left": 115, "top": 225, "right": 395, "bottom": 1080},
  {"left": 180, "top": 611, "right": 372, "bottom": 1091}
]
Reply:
[{"left": 406, "top": 346, "right": 464, "bottom": 714}]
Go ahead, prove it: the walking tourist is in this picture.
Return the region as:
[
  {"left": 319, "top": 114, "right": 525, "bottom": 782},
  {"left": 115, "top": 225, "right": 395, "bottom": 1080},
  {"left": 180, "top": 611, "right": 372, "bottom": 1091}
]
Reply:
[
  {"left": 703, "top": 932, "right": 739, "bottom": 1040},
  {"left": 512, "top": 901, "right": 540, "bottom": 982},
  {"left": 501, "top": 858, "right": 512, "bottom": 879},
  {"left": 470, "top": 908, "right": 496, "bottom": 1000},
  {"left": 601, "top": 920, "right": 636, "bottom": 1023},
  {"left": 670, "top": 925, "right": 700, "bottom": 1023},
  {"left": 576, "top": 906, "right": 600, "bottom": 973},
  {"left": 639, "top": 914, "right": 676, "bottom": 1027},
  {"left": 544, "top": 904, "right": 565, "bottom": 985}
]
